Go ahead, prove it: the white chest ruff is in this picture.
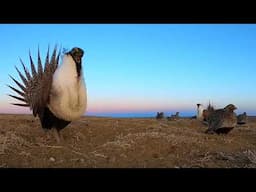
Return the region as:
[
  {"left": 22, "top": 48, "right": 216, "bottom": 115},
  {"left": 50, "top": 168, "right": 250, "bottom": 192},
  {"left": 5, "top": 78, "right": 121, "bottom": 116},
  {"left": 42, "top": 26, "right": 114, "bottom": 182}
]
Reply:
[
  {"left": 197, "top": 106, "right": 204, "bottom": 119},
  {"left": 48, "top": 55, "right": 87, "bottom": 121}
]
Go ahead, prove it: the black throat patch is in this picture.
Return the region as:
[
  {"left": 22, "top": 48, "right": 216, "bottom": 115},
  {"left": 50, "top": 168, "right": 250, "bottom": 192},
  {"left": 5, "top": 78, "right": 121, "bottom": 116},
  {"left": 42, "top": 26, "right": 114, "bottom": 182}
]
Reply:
[
  {"left": 67, "top": 47, "right": 84, "bottom": 77},
  {"left": 76, "top": 62, "right": 81, "bottom": 77}
]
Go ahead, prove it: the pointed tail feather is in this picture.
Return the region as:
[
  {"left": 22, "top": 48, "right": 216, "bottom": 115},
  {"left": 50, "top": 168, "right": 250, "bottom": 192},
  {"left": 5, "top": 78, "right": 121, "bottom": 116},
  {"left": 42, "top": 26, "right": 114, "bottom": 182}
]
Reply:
[
  {"left": 44, "top": 46, "right": 50, "bottom": 73},
  {"left": 29, "top": 50, "right": 37, "bottom": 77},
  {"left": 11, "top": 103, "right": 30, "bottom": 107},
  {"left": 8, "top": 94, "right": 27, "bottom": 103},
  {"left": 37, "top": 47, "right": 43, "bottom": 78},
  {"left": 20, "top": 58, "right": 32, "bottom": 81},
  {"left": 15, "top": 66, "right": 29, "bottom": 87},
  {"left": 50, "top": 45, "right": 59, "bottom": 73},
  {"left": 9, "top": 75, "right": 26, "bottom": 92},
  {"left": 7, "top": 85, "right": 25, "bottom": 97},
  {"left": 8, "top": 45, "right": 61, "bottom": 118}
]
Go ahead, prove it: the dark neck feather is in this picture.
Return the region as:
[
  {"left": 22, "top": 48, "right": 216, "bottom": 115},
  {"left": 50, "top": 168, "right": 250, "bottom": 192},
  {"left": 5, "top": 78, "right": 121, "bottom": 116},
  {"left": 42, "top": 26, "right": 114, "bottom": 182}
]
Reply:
[
  {"left": 76, "top": 62, "right": 81, "bottom": 77},
  {"left": 66, "top": 47, "right": 84, "bottom": 77}
]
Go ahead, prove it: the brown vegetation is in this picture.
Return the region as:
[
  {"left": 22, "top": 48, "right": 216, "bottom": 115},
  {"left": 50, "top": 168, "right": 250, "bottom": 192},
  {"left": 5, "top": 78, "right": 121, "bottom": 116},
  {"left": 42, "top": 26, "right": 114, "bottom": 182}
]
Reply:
[{"left": 0, "top": 114, "right": 256, "bottom": 168}]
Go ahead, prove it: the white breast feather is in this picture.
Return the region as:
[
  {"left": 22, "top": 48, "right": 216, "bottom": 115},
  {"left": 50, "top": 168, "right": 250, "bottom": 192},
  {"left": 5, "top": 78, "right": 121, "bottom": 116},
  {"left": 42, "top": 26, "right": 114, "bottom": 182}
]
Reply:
[
  {"left": 197, "top": 105, "right": 204, "bottom": 120},
  {"left": 48, "top": 54, "right": 87, "bottom": 121}
]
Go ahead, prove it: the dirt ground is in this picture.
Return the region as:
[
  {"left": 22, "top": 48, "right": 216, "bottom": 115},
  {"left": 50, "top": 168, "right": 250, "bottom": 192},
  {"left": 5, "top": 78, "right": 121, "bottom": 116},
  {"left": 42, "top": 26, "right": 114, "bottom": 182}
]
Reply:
[{"left": 0, "top": 114, "right": 256, "bottom": 168}]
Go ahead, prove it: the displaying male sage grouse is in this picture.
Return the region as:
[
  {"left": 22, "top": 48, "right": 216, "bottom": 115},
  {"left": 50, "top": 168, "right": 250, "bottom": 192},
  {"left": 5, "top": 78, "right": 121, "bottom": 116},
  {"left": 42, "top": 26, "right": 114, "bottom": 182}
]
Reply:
[
  {"left": 205, "top": 104, "right": 237, "bottom": 134},
  {"left": 8, "top": 46, "right": 87, "bottom": 142},
  {"left": 196, "top": 104, "right": 204, "bottom": 120}
]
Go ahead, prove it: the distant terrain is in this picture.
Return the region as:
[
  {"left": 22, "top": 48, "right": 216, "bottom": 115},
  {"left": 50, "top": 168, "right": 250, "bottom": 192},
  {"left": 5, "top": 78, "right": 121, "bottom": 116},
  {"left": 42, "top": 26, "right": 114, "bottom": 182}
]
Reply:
[{"left": 0, "top": 114, "right": 256, "bottom": 168}]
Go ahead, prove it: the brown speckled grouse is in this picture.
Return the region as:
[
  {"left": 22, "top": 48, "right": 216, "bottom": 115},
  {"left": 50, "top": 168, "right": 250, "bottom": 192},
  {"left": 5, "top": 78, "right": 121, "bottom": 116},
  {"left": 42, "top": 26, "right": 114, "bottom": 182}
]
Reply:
[{"left": 205, "top": 104, "right": 237, "bottom": 134}]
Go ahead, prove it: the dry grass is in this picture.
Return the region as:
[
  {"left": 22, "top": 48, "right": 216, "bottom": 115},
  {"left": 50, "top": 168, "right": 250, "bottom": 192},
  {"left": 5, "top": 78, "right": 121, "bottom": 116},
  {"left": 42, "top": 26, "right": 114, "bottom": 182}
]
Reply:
[{"left": 0, "top": 114, "right": 256, "bottom": 168}]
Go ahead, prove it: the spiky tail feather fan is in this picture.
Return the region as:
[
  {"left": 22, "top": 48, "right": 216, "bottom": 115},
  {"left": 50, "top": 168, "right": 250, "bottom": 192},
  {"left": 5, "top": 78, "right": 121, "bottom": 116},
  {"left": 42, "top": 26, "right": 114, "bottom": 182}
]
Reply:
[{"left": 8, "top": 46, "right": 60, "bottom": 118}]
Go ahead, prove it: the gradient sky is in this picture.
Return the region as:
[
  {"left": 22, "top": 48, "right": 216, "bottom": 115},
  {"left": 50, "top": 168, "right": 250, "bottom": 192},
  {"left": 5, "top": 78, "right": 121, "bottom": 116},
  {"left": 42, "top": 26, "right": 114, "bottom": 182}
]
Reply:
[{"left": 0, "top": 24, "right": 255, "bottom": 117}]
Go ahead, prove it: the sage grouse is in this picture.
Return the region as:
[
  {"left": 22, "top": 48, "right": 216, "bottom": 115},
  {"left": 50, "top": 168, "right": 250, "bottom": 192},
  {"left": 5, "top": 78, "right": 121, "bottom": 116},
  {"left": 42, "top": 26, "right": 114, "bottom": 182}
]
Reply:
[
  {"left": 237, "top": 112, "right": 248, "bottom": 125},
  {"left": 196, "top": 104, "right": 204, "bottom": 120},
  {"left": 8, "top": 46, "right": 87, "bottom": 142},
  {"left": 156, "top": 112, "right": 164, "bottom": 119},
  {"left": 205, "top": 104, "right": 237, "bottom": 134}
]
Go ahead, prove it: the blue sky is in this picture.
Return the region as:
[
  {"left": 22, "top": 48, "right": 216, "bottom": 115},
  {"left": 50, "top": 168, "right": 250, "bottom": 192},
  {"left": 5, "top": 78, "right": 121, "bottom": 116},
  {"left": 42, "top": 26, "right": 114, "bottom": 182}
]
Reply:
[{"left": 0, "top": 24, "right": 255, "bottom": 117}]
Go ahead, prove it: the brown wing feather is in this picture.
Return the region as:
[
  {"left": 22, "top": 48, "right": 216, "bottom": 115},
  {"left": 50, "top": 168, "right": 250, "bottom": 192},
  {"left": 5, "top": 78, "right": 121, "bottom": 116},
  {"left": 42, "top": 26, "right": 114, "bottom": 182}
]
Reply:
[
  {"left": 208, "top": 109, "right": 225, "bottom": 131},
  {"left": 8, "top": 45, "right": 60, "bottom": 117}
]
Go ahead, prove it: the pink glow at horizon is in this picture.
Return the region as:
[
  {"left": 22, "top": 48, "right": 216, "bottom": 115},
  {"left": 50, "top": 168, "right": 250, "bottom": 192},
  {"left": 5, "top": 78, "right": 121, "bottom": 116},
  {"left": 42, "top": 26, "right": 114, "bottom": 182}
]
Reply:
[
  {"left": 0, "top": 98, "right": 30, "bottom": 114},
  {"left": 86, "top": 98, "right": 193, "bottom": 113},
  {"left": 0, "top": 105, "right": 30, "bottom": 114},
  {"left": 2, "top": 95, "right": 254, "bottom": 115},
  {"left": 1, "top": 101, "right": 255, "bottom": 116},
  {"left": 0, "top": 98, "right": 193, "bottom": 114}
]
